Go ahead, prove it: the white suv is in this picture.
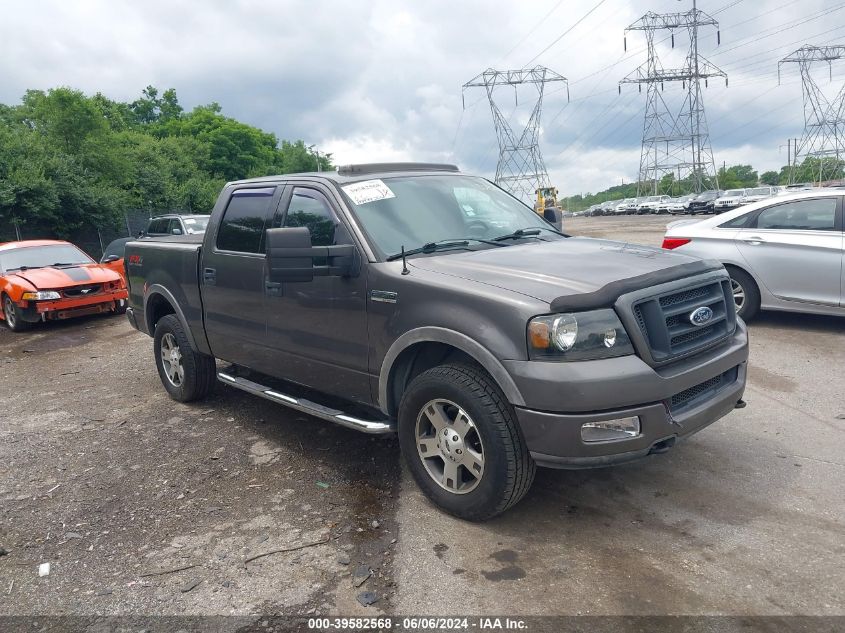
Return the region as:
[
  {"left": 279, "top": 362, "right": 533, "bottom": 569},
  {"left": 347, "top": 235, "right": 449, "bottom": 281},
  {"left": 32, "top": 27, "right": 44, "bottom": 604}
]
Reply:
[{"left": 714, "top": 189, "right": 747, "bottom": 213}]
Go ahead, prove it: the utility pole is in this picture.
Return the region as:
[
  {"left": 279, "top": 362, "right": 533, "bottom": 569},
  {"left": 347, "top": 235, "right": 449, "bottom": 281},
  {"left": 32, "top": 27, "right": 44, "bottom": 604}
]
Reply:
[
  {"left": 620, "top": 0, "right": 726, "bottom": 196},
  {"left": 463, "top": 67, "right": 568, "bottom": 202},
  {"left": 779, "top": 45, "right": 845, "bottom": 184}
]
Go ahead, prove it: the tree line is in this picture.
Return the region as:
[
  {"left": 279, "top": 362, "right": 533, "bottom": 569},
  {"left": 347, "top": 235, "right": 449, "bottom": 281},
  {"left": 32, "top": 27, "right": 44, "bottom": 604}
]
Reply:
[
  {"left": 0, "top": 86, "right": 332, "bottom": 238},
  {"left": 564, "top": 157, "right": 845, "bottom": 211}
]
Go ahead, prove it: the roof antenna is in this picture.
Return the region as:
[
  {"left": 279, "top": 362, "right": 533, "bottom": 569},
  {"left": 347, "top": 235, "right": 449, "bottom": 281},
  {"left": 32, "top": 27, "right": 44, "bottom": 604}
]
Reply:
[{"left": 400, "top": 245, "right": 410, "bottom": 275}]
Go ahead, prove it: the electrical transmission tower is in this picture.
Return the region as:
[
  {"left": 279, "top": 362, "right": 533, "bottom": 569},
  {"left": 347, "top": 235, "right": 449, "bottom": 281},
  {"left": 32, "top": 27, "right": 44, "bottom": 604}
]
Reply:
[
  {"left": 620, "top": 0, "right": 726, "bottom": 195},
  {"left": 779, "top": 45, "right": 845, "bottom": 184},
  {"left": 463, "top": 67, "right": 568, "bottom": 201}
]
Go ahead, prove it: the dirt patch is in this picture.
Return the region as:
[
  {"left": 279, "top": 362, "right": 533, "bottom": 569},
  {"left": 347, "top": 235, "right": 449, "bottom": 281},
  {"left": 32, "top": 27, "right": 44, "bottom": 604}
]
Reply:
[{"left": 0, "top": 316, "right": 401, "bottom": 616}]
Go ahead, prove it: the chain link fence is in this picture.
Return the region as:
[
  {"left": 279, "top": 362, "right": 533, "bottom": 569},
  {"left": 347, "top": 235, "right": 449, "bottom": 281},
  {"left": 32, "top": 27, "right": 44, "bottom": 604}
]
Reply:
[{"left": 0, "top": 210, "right": 159, "bottom": 260}]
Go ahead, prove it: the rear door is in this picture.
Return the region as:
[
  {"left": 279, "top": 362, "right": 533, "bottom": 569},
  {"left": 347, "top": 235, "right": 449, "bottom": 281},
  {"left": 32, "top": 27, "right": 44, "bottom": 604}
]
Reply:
[
  {"left": 734, "top": 196, "right": 843, "bottom": 307},
  {"left": 201, "top": 186, "right": 282, "bottom": 364},
  {"left": 263, "top": 183, "right": 371, "bottom": 403}
]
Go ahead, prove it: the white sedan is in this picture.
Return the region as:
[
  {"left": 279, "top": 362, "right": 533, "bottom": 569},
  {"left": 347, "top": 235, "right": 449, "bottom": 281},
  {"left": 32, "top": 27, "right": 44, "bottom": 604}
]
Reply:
[{"left": 662, "top": 190, "right": 844, "bottom": 320}]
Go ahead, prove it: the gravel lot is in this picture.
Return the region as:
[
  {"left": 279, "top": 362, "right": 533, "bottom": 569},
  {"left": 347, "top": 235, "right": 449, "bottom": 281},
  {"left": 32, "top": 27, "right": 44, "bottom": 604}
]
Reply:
[{"left": 1, "top": 215, "right": 843, "bottom": 621}]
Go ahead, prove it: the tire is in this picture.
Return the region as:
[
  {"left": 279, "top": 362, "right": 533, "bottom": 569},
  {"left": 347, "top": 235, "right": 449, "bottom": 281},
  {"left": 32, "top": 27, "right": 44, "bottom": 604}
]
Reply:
[
  {"left": 727, "top": 267, "right": 760, "bottom": 321},
  {"left": 112, "top": 299, "right": 128, "bottom": 315},
  {"left": 2, "top": 294, "right": 31, "bottom": 332},
  {"left": 398, "top": 363, "right": 535, "bottom": 521},
  {"left": 153, "top": 314, "right": 216, "bottom": 402}
]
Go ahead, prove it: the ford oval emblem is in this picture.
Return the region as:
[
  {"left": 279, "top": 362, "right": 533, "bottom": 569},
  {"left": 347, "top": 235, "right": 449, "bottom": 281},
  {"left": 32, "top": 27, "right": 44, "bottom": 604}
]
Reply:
[{"left": 689, "top": 306, "right": 714, "bottom": 327}]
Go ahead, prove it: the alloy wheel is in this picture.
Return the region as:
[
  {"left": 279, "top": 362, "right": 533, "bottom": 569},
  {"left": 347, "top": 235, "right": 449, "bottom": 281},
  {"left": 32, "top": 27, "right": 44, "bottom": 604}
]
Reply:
[
  {"left": 160, "top": 332, "right": 184, "bottom": 386},
  {"left": 4, "top": 297, "right": 16, "bottom": 328},
  {"left": 415, "top": 398, "right": 485, "bottom": 494},
  {"left": 731, "top": 279, "right": 746, "bottom": 311}
]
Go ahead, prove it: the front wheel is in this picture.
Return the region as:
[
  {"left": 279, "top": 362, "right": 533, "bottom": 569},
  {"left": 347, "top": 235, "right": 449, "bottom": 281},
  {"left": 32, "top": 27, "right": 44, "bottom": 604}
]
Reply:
[
  {"left": 153, "top": 314, "right": 216, "bottom": 402},
  {"left": 398, "top": 364, "right": 535, "bottom": 521},
  {"left": 2, "top": 294, "right": 31, "bottom": 332}
]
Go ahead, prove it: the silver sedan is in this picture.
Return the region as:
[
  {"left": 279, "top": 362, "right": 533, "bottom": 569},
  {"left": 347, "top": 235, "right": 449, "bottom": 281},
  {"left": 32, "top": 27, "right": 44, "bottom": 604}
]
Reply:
[{"left": 662, "top": 190, "right": 844, "bottom": 320}]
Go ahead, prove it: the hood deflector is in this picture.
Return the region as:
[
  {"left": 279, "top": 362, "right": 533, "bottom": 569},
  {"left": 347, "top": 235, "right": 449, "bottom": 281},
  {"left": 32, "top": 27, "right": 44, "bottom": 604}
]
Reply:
[{"left": 549, "top": 260, "right": 722, "bottom": 312}]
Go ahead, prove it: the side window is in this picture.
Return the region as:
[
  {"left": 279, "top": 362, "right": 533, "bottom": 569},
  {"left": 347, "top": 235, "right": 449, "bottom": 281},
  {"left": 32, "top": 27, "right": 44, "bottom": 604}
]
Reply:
[
  {"left": 148, "top": 218, "right": 168, "bottom": 234},
  {"left": 167, "top": 218, "right": 183, "bottom": 235},
  {"left": 753, "top": 198, "right": 837, "bottom": 231},
  {"left": 216, "top": 187, "right": 276, "bottom": 253},
  {"left": 719, "top": 212, "right": 753, "bottom": 229},
  {"left": 282, "top": 188, "right": 337, "bottom": 246}
]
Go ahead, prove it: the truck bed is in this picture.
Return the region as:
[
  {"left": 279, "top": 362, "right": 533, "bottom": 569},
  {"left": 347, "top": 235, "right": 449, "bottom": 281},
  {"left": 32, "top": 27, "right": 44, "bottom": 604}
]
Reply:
[{"left": 124, "top": 234, "right": 206, "bottom": 346}]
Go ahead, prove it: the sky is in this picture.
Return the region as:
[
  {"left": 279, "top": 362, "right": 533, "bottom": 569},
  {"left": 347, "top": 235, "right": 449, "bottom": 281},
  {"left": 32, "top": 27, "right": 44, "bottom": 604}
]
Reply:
[{"left": 2, "top": 0, "right": 844, "bottom": 198}]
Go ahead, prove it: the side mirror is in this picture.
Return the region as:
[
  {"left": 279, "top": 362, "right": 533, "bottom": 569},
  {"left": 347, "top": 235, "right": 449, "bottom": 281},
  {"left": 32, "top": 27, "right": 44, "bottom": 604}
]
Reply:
[
  {"left": 102, "top": 255, "right": 121, "bottom": 264},
  {"left": 266, "top": 227, "right": 355, "bottom": 283},
  {"left": 171, "top": 228, "right": 182, "bottom": 235}
]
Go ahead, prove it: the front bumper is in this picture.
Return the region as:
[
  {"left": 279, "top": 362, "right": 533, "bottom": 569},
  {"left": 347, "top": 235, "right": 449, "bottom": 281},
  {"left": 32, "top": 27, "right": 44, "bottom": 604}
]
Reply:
[
  {"left": 504, "top": 323, "right": 748, "bottom": 468},
  {"left": 19, "top": 292, "right": 128, "bottom": 322}
]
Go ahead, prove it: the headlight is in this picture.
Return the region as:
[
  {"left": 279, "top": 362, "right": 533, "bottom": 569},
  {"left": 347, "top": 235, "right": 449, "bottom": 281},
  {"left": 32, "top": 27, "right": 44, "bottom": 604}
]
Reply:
[
  {"left": 21, "top": 291, "right": 61, "bottom": 301},
  {"left": 527, "top": 309, "right": 634, "bottom": 361}
]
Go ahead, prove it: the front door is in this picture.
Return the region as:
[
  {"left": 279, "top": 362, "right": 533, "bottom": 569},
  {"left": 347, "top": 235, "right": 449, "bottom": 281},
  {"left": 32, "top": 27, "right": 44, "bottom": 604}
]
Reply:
[
  {"left": 202, "top": 185, "right": 281, "bottom": 364},
  {"left": 264, "top": 184, "right": 371, "bottom": 404},
  {"left": 734, "top": 196, "right": 843, "bottom": 307}
]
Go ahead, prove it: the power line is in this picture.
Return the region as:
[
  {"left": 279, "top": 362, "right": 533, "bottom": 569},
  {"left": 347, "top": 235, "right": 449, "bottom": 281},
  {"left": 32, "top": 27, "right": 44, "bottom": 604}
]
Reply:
[
  {"left": 521, "top": 0, "right": 608, "bottom": 68},
  {"left": 496, "top": 0, "right": 566, "bottom": 66}
]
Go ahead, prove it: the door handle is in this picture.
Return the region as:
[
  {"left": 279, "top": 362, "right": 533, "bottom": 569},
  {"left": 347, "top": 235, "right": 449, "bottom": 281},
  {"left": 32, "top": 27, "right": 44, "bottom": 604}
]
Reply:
[
  {"left": 203, "top": 267, "right": 216, "bottom": 284},
  {"left": 265, "top": 280, "right": 283, "bottom": 296},
  {"left": 740, "top": 236, "right": 765, "bottom": 245}
]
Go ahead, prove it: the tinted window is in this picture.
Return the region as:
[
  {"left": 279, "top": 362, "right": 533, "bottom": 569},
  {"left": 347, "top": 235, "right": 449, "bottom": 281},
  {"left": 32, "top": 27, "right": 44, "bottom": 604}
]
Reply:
[
  {"left": 282, "top": 188, "right": 337, "bottom": 246},
  {"left": 753, "top": 198, "right": 837, "bottom": 231},
  {"left": 148, "top": 218, "right": 169, "bottom": 234},
  {"left": 217, "top": 187, "right": 276, "bottom": 253}
]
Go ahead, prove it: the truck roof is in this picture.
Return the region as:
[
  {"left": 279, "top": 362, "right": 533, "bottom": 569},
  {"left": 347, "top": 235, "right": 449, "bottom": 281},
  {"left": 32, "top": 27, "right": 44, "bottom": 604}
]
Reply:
[{"left": 227, "top": 162, "right": 463, "bottom": 186}]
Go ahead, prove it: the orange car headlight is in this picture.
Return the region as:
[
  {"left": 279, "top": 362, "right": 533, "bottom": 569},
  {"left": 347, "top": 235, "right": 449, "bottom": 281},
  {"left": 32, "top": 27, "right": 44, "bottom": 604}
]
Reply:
[{"left": 21, "top": 291, "right": 61, "bottom": 301}]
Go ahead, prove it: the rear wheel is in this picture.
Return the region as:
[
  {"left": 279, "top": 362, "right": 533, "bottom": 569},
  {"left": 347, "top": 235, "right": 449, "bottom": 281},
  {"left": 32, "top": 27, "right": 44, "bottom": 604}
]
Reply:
[
  {"left": 2, "top": 294, "right": 31, "bottom": 332},
  {"left": 727, "top": 267, "right": 760, "bottom": 321},
  {"left": 153, "top": 314, "right": 216, "bottom": 402},
  {"left": 398, "top": 363, "right": 535, "bottom": 521}
]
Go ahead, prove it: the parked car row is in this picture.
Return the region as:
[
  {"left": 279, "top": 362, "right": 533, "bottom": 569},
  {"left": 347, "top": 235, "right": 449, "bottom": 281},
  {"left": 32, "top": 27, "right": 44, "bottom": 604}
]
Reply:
[{"left": 577, "top": 186, "right": 799, "bottom": 218}]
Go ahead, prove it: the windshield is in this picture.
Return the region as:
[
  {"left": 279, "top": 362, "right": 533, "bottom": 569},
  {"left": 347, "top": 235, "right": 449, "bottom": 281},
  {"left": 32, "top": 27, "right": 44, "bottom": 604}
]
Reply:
[
  {"left": 340, "top": 175, "right": 552, "bottom": 258},
  {"left": 746, "top": 187, "right": 770, "bottom": 196},
  {"left": 183, "top": 215, "right": 210, "bottom": 234},
  {"left": 0, "top": 244, "right": 93, "bottom": 273},
  {"left": 724, "top": 189, "right": 745, "bottom": 196}
]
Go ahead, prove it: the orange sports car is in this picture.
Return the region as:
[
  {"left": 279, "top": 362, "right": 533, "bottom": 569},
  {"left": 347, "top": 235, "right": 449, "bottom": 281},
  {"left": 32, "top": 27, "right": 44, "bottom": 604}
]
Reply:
[{"left": 0, "top": 240, "right": 129, "bottom": 332}]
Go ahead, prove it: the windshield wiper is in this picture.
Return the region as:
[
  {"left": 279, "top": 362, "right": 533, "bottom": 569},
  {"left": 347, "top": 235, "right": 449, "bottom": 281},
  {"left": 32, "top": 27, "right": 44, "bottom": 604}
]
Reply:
[
  {"left": 493, "top": 226, "right": 567, "bottom": 242},
  {"left": 386, "top": 238, "right": 505, "bottom": 262},
  {"left": 49, "top": 262, "right": 81, "bottom": 267},
  {"left": 7, "top": 265, "right": 41, "bottom": 272}
]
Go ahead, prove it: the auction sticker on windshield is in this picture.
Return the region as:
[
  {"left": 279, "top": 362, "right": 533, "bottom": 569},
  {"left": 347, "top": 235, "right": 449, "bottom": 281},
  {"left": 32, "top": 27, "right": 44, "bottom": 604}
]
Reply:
[{"left": 342, "top": 179, "right": 396, "bottom": 205}]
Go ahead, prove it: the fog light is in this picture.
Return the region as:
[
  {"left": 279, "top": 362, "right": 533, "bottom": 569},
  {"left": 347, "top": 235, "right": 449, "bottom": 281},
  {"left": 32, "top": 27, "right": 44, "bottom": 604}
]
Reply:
[{"left": 581, "top": 416, "right": 641, "bottom": 442}]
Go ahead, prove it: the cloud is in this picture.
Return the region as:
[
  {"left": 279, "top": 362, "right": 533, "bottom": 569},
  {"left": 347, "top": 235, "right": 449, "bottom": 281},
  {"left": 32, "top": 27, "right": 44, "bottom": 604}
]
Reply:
[{"left": 1, "top": 0, "right": 842, "bottom": 195}]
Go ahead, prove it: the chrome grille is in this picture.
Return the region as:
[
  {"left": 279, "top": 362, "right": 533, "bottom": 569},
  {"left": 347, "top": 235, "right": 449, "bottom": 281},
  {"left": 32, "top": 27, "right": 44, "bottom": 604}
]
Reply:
[{"left": 632, "top": 279, "right": 736, "bottom": 364}]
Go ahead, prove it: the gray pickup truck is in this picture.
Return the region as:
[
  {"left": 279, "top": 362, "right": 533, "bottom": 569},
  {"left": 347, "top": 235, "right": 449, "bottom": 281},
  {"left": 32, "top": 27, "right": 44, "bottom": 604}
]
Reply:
[{"left": 125, "top": 163, "right": 748, "bottom": 520}]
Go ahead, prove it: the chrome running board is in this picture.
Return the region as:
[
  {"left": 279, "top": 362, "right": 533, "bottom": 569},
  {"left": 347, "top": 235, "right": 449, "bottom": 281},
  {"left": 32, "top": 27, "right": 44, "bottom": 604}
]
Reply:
[{"left": 217, "top": 371, "right": 395, "bottom": 435}]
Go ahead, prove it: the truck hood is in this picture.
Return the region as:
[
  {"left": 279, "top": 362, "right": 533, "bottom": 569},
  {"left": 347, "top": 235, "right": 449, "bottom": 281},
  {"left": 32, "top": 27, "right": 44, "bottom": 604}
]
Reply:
[
  {"left": 9, "top": 264, "right": 121, "bottom": 289},
  {"left": 408, "top": 237, "right": 720, "bottom": 306}
]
